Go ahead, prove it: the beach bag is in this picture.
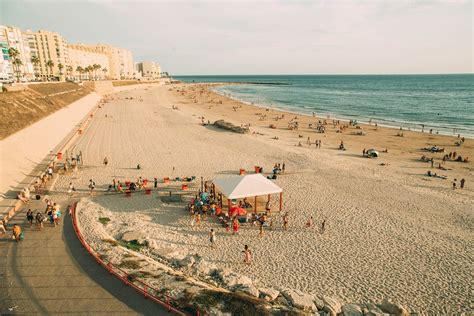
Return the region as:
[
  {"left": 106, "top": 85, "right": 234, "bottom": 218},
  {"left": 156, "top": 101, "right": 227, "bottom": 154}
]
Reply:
[{"left": 19, "top": 232, "right": 25, "bottom": 240}]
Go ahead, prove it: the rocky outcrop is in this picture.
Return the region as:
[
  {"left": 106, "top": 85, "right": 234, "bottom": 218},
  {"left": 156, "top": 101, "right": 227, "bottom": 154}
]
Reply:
[
  {"left": 259, "top": 287, "right": 280, "bottom": 302},
  {"left": 282, "top": 289, "right": 316, "bottom": 312},
  {"left": 379, "top": 298, "right": 410, "bottom": 316},
  {"left": 323, "top": 296, "right": 342, "bottom": 316},
  {"left": 341, "top": 303, "right": 363, "bottom": 316},
  {"left": 213, "top": 120, "right": 250, "bottom": 134}
]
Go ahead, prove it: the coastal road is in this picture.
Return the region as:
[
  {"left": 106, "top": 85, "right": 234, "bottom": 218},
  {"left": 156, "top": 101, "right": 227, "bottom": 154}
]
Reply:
[{"left": 0, "top": 192, "right": 168, "bottom": 314}]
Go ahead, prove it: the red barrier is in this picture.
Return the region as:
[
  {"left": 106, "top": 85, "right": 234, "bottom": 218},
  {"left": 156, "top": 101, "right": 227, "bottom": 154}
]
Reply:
[{"left": 69, "top": 202, "right": 195, "bottom": 315}]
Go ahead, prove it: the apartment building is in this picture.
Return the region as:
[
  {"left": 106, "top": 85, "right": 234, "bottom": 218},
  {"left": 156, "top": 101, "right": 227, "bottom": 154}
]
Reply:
[
  {"left": 0, "top": 25, "right": 34, "bottom": 80},
  {"left": 26, "top": 29, "right": 69, "bottom": 80},
  {"left": 84, "top": 44, "right": 135, "bottom": 80},
  {"left": 68, "top": 44, "right": 110, "bottom": 80},
  {"left": 137, "top": 61, "right": 162, "bottom": 79}
]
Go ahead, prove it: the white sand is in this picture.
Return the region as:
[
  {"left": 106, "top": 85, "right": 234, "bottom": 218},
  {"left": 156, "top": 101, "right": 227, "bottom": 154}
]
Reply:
[{"left": 56, "top": 85, "right": 473, "bottom": 313}]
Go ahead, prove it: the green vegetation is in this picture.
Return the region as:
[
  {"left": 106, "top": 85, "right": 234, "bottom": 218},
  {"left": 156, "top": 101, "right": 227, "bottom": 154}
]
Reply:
[{"left": 98, "top": 217, "right": 111, "bottom": 225}]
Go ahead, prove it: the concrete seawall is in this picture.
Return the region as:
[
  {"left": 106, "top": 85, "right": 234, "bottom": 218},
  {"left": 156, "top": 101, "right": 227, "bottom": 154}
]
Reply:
[{"left": 0, "top": 92, "right": 101, "bottom": 202}]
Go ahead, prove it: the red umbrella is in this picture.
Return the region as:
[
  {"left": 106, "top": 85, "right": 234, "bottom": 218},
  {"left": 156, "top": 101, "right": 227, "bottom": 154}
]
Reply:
[{"left": 229, "top": 207, "right": 247, "bottom": 217}]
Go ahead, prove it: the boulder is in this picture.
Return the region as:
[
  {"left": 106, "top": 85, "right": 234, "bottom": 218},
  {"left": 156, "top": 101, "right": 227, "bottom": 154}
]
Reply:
[
  {"left": 341, "top": 304, "right": 363, "bottom": 316},
  {"left": 121, "top": 230, "right": 147, "bottom": 244},
  {"left": 178, "top": 254, "right": 195, "bottom": 268},
  {"left": 192, "top": 258, "right": 217, "bottom": 275},
  {"left": 313, "top": 296, "right": 325, "bottom": 310},
  {"left": 282, "top": 289, "right": 316, "bottom": 312},
  {"left": 225, "top": 273, "right": 253, "bottom": 288},
  {"left": 379, "top": 299, "right": 409, "bottom": 316},
  {"left": 323, "top": 296, "right": 342, "bottom": 316},
  {"left": 213, "top": 120, "right": 250, "bottom": 134},
  {"left": 259, "top": 287, "right": 280, "bottom": 301},
  {"left": 236, "top": 285, "right": 260, "bottom": 298}
]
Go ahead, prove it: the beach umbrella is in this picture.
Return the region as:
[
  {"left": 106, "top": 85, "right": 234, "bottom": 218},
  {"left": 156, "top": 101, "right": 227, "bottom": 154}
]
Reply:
[{"left": 229, "top": 207, "right": 247, "bottom": 217}]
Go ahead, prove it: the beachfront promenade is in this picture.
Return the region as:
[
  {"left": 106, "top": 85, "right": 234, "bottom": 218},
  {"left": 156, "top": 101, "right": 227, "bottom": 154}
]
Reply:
[{"left": 0, "top": 198, "right": 166, "bottom": 315}]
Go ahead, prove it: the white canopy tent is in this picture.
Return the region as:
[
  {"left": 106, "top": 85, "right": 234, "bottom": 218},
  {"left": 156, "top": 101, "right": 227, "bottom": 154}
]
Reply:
[{"left": 213, "top": 174, "right": 283, "bottom": 212}]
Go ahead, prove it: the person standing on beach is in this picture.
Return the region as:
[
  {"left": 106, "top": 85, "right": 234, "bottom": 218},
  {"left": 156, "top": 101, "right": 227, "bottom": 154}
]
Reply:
[
  {"left": 242, "top": 245, "right": 252, "bottom": 264},
  {"left": 209, "top": 229, "right": 216, "bottom": 248},
  {"left": 453, "top": 179, "right": 457, "bottom": 190},
  {"left": 154, "top": 178, "right": 158, "bottom": 188},
  {"left": 68, "top": 183, "right": 75, "bottom": 197},
  {"left": 0, "top": 219, "right": 7, "bottom": 234},
  {"left": 305, "top": 216, "right": 314, "bottom": 228},
  {"left": 282, "top": 163, "right": 286, "bottom": 173},
  {"left": 320, "top": 219, "right": 326, "bottom": 234},
  {"left": 460, "top": 178, "right": 465, "bottom": 189},
  {"left": 232, "top": 217, "right": 240, "bottom": 235},
  {"left": 88, "top": 179, "right": 96, "bottom": 195},
  {"left": 47, "top": 166, "right": 53, "bottom": 179},
  {"left": 103, "top": 157, "right": 108, "bottom": 167}
]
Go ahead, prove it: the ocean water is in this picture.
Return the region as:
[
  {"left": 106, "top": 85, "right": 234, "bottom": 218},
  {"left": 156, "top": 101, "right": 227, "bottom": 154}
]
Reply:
[{"left": 175, "top": 75, "right": 474, "bottom": 137}]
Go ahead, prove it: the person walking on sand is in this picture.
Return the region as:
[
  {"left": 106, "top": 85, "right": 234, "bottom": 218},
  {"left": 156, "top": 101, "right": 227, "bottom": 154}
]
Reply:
[
  {"left": 282, "top": 212, "right": 289, "bottom": 230},
  {"left": 320, "top": 219, "right": 326, "bottom": 234},
  {"left": 68, "top": 183, "right": 75, "bottom": 197},
  {"left": 26, "top": 209, "right": 34, "bottom": 228},
  {"left": 242, "top": 245, "right": 252, "bottom": 264},
  {"left": 460, "top": 178, "right": 465, "bottom": 189},
  {"left": 282, "top": 163, "right": 286, "bottom": 173},
  {"left": 453, "top": 179, "right": 457, "bottom": 190},
  {"left": 103, "top": 157, "right": 108, "bottom": 167},
  {"left": 154, "top": 177, "right": 158, "bottom": 188},
  {"left": 305, "top": 216, "right": 314, "bottom": 228},
  {"left": 209, "top": 229, "right": 216, "bottom": 248},
  {"left": 232, "top": 217, "right": 240, "bottom": 235}
]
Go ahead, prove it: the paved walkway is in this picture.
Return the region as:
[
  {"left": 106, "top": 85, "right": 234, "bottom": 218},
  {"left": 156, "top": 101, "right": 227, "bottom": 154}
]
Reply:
[{"left": 0, "top": 198, "right": 168, "bottom": 315}]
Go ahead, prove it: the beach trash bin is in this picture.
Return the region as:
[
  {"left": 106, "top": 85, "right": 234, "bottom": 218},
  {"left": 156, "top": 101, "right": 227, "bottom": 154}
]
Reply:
[
  {"left": 239, "top": 169, "right": 245, "bottom": 175},
  {"left": 125, "top": 190, "right": 132, "bottom": 197},
  {"left": 182, "top": 184, "right": 188, "bottom": 190},
  {"left": 164, "top": 177, "right": 170, "bottom": 184},
  {"left": 145, "top": 188, "right": 151, "bottom": 195},
  {"left": 125, "top": 180, "right": 131, "bottom": 187},
  {"left": 57, "top": 152, "right": 62, "bottom": 160},
  {"left": 254, "top": 166, "right": 260, "bottom": 173}
]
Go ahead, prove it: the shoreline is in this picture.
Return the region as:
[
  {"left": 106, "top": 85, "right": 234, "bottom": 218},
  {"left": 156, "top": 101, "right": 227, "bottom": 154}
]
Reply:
[{"left": 196, "top": 81, "right": 473, "bottom": 139}]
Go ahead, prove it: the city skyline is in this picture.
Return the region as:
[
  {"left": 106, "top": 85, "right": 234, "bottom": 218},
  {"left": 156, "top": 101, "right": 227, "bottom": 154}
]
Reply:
[{"left": 2, "top": 0, "right": 473, "bottom": 75}]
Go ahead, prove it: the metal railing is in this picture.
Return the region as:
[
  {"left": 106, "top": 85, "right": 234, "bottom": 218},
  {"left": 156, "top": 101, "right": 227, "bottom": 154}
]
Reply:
[{"left": 69, "top": 202, "right": 201, "bottom": 316}]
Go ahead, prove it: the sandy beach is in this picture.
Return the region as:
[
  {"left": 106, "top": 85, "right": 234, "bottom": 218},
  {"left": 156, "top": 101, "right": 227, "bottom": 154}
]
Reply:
[{"left": 55, "top": 83, "right": 473, "bottom": 313}]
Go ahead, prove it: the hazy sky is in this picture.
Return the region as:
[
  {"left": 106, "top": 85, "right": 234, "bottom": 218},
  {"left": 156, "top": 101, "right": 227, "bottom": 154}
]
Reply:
[{"left": 1, "top": 0, "right": 472, "bottom": 75}]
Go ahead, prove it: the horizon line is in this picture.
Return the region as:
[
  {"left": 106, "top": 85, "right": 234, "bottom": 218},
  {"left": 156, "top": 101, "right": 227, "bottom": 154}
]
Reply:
[{"left": 173, "top": 73, "right": 474, "bottom": 77}]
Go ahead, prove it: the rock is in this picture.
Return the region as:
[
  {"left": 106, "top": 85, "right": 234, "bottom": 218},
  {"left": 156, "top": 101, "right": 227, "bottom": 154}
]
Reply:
[
  {"left": 323, "top": 296, "right": 342, "bottom": 316},
  {"left": 274, "top": 295, "right": 290, "bottom": 306},
  {"left": 258, "top": 287, "right": 280, "bottom": 301},
  {"left": 363, "top": 303, "right": 388, "bottom": 316},
  {"left": 282, "top": 289, "right": 316, "bottom": 312},
  {"left": 221, "top": 271, "right": 253, "bottom": 288},
  {"left": 213, "top": 120, "right": 250, "bottom": 134},
  {"left": 178, "top": 254, "right": 195, "bottom": 268},
  {"left": 121, "top": 230, "right": 147, "bottom": 244},
  {"left": 192, "top": 258, "right": 217, "bottom": 275},
  {"left": 236, "top": 285, "right": 260, "bottom": 298},
  {"left": 379, "top": 299, "right": 409, "bottom": 316},
  {"left": 312, "top": 296, "right": 325, "bottom": 310},
  {"left": 341, "top": 304, "right": 363, "bottom": 316}
]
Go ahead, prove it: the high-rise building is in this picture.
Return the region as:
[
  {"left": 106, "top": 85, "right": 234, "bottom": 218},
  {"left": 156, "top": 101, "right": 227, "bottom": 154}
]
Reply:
[
  {"left": 68, "top": 44, "right": 110, "bottom": 80},
  {"left": 84, "top": 44, "right": 135, "bottom": 80},
  {"left": 25, "top": 29, "right": 69, "bottom": 80},
  {"left": 0, "top": 25, "right": 34, "bottom": 80},
  {"left": 137, "top": 61, "right": 162, "bottom": 79}
]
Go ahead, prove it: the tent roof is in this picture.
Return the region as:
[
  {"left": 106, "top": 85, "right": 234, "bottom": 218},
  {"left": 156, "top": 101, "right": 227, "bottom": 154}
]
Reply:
[{"left": 213, "top": 174, "right": 282, "bottom": 199}]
